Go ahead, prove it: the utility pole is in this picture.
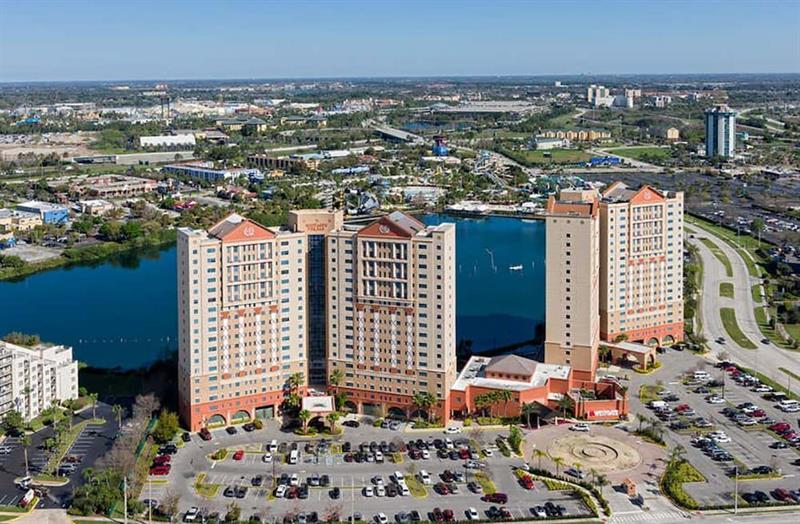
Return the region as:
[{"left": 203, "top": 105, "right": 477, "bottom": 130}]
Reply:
[{"left": 123, "top": 476, "right": 128, "bottom": 524}]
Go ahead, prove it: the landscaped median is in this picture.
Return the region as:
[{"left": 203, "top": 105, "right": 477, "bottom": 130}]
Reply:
[
  {"left": 719, "top": 307, "right": 757, "bottom": 349},
  {"left": 719, "top": 282, "right": 735, "bottom": 298},
  {"left": 193, "top": 473, "right": 221, "bottom": 498},
  {"left": 404, "top": 476, "right": 427, "bottom": 498},
  {"left": 523, "top": 467, "right": 609, "bottom": 519},
  {"left": 35, "top": 418, "right": 106, "bottom": 482},
  {"left": 700, "top": 237, "right": 733, "bottom": 277},
  {"left": 660, "top": 458, "right": 705, "bottom": 509}
]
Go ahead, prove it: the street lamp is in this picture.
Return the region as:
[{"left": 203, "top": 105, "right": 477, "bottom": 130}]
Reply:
[{"left": 733, "top": 465, "right": 739, "bottom": 515}]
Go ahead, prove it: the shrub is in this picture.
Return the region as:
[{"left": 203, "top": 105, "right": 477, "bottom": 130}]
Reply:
[{"left": 660, "top": 459, "right": 704, "bottom": 510}]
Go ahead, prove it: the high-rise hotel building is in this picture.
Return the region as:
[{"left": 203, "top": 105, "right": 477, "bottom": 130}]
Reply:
[
  {"left": 326, "top": 212, "right": 457, "bottom": 421},
  {"left": 544, "top": 189, "right": 600, "bottom": 382},
  {"left": 178, "top": 213, "right": 315, "bottom": 431},
  {"left": 599, "top": 182, "right": 684, "bottom": 346}
]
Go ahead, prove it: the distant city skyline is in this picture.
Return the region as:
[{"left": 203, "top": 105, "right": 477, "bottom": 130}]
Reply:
[{"left": 0, "top": 0, "right": 798, "bottom": 82}]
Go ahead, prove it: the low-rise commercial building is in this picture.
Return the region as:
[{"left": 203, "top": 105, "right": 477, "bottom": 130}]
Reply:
[
  {"left": 79, "top": 175, "right": 158, "bottom": 198},
  {"left": 16, "top": 201, "right": 69, "bottom": 224},
  {"left": 0, "top": 341, "right": 79, "bottom": 421},
  {"left": 140, "top": 134, "right": 196, "bottom": 148},
  {"left": 78, "top": 199, "right": 114, "bottom": 216},
  {"left": 0, "top": 209, "right": 43, "bottom": 232},
  {"left": 164, "top": 162, "right": 262, "bottom": 183},
  {"left": 539, "top": 129, "right": 611, "bottom": 142},
  {"left": 247, "top": 154, "right": 320, "bottom": 172}
]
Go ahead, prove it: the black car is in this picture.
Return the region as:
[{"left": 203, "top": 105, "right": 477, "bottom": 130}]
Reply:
[
  {"left": 320, "top": 474, "right": 330, "bottom": 486},
  {"left": 181, "top": 432, "right": 191, "bottom": 443},
  {"left": 330, "top": 487, "right": 341, "bottom": 499},
  {"left": 343, "top": 420, "right": 360, "bottom": 428},
  {"left": 343, "top": 442, "right": 352, "bottom": 452},
  {"left": 159, "top": 444, "right": 177, "bottom": 455},
  {"left": 225, "top": 426, "right": 238, "bottom": 435},
  {"left": 223, "top": 486, "right": 236, "bottom": 498},
  {"left": 252, "top": 475, "right": 264, "bottom": 487},
  {"left": 235, "top": 486, "right": 248, "bottom": 498},
  {"left": 243, "top": 423, "right": 256, "bottom": 432},
  {"left": 386, "top": 484, "right": 398, "bottom": 497},
  {"left": 298, "top": 486, "right": 309, "bottom": 499},
  {"left": 409, "top": 511, "right": 421, "bottom": 522}
]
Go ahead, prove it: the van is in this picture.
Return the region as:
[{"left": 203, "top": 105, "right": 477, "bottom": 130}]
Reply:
[
  {"left": 778, "top": 399, "right": 799, "bottom": 412},
  {"left": 649, "top": 400, "right": 667, "bottom": 410},
  {"left": 269, "top": 440, "right": 278, "bottom": 452},
  {"left": 693, "top": 371, "right": 711, "bottom": 380},
  {"left": 289, "top": 449, "right": 299, "bottom": 465}
]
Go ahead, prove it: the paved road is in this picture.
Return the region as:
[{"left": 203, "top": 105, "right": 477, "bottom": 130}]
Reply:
[{"left": 687, "top": 227, "right": 800, "bottom": 380}]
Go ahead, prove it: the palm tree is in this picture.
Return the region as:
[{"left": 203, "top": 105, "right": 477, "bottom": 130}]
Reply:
[
  {"left": 334, "top": 392, "right": 348, "bottom": 412},
  {"left": 573, "top": 461, "right": 582, "bottom": 474},
  {"left": 326, "top": 412, "right": 340, "bottom": 434},
  {"left": 557, "top": 395, "right": 575, "bottom": 418},
  {"left": 21, "top": 435, "right": 30, "bottom": 477},
  {"left": 328, "top": 369, "right": 344, "bottom": 391},
  {"left": 594, "top": 474, "right": 610, "bottom": 491},
  {"left": 637, "top": 414, "right": 650, "bottom": 432},
  {"left": 532, "top": 448, "right": 547, "bottom": 470},
  {"left": 669, "top": 444, "right": 686, "bottom": 464},
  {"left": 112, "top": 404, "right": 123, "bottom": 428},
  {"left": 589, "top": 468, "right": 599, "bottom": 485},
  {"left": 474, "top": 395, "right": 490, "bottom": 418},
  {"left": 411, "top": 392, "right": 435, "bottom": 422},
  {"left": 89, "top": 393, "right": 98, "bottom": 420},
  {"left": 498, "top": 390, "right": 513, "bottom": 418},
  {"left": 287, "top": 372, "right": 304, "bottom": 394},
  {"left": 298, "top": 409, "right": 311, "bottom": 433},
  {"left": 551, "top": 455, "right": 565, "bottom": 477},
  {"left": 22, "top": 386, "right": 31, "bottom": 418}
]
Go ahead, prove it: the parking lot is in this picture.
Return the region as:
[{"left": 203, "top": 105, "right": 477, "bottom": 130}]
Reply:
[
  {"left": 0, "top": 403, "right": 118, "bottom": 509},
  {"left": 143, "top": 422, "right": 592, "bottom": 523},
  {"left": 627, "top": 349, "right": 800, "bottom": 509}
]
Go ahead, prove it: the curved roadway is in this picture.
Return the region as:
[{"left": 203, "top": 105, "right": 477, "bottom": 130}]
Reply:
[{"left": 688, "top": 226, "right": 800, "bottom": 379}]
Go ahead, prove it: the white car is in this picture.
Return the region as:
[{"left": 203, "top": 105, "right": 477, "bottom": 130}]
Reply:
[
  {"left": 707, "top": 396, "right": 725, "bottom": 404},
  {"left": 262, "top": 452, "right": 273, "bottom": 463},
  {"left": 421, "top": 449, "right": 430, "bottom": 459},
  {"left": 372, "top": 476, "right": 384, "bottom": 486},
  {"left": 393, "top": 471, "right": 405, "bottom": 483},
  {"left": 184, "top": 507, "right": 200, "bottom": 522},
  {"left": 363, "top": 486, "right": 374, "bottom": 497},
  {"left": 419, "top": 470, "right": 432, "bottom": 484},
  {"left": 376, "top": 513, "right": 388, "bottom": 524},
  {"left": 399, "top": 484, "right": 410, "bottom": 496},
  {"left": 445, "top": 438, "right": 454, "bottom": 449},
  {"left": 290, "top": 473, "right": 299, "bottom": 486},
  {"left": 275, "top": 485, "right": 287, "bottom": 498},
  {"left": 753, "top": 385, "right": 773, "bottom": 393},
  {"left": 466, "top": 508, "right": 480, "bottom": 521},
  {"left": 444, "top": 426, "right": 461, "bottom": 434},
  {"left": 375, "top": 485, "right": 386, "bottom": 497},
  {"left": 0, "top": 446, "right": 13, "bottom": 454},
  {"left": 483, "top": 448, "right": 494, "bottom": 457},
  {"left": 569, "top": 423, "right": 590, "bottom": 432}
]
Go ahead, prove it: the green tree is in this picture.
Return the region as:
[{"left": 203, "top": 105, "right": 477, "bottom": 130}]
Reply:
[
  {"left": 298, "top": 409, "right": 311, "bottom": 433},
  {"left": 557, "top": 395, "right": 575, "bottom": 418},
  {"left": 326, "top": 412, "right": 340, "bottom": 433},
  {"left": 2, "top": 410, "right": 24, "bottom": 436},
  {"left": 21, "top": 434, "right": 31, "bottom": 476},
  {"left": 328, "top": 369, "right": 344, "bottom": 389},
  {"left": 498, "top": 389, "right": 513, "bottom": 418},
  {"left": 411, "top": 392, "right": 435, "bottom": 422},
  {"left": 532, "top": 448, "right": 547, "bottom": 470},
  {"left": 551, "top": 455, "right": 565, "bottom": 476},
  {"left": 151, "top": 410, "right": 180, "bottom": 444},
  {"left": 507, "top": 426, "right": 523, "bottom": 454},
  {"left": 112, "top": 404, "right": 124, "bottom": 428},
  {"left": 88, "top": 392, "right": 98, "bottom": 419}
]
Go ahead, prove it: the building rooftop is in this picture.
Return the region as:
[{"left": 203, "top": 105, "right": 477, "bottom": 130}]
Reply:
[
  {"left": 545, "top": 195, "right": 598, "bottom": 218},
  {"left": 452, "top": 356, "right": 571, "bottom": 392},
  {"left": 17, "top": 200, "right": 67, "bottom": 212}
]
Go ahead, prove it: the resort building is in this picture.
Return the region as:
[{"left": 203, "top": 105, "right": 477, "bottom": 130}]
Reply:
[
  {"left": 450, "top": 355, "right": 629, "bottom": 422},
  {"left": 599, "top": 182, "right": 684, "bottom": 347},
  {"left": 544, "top": 189, "right": 601, "bottom": 382},
  {"left": 80, "top": 175, "right": 158, "bottom": 198},
  {"left": 177, "top": 213, "right": 310, "bottom": 431},
  {"left": 326, "top": 211, "right": 458, "bottom": 422},
  {"left": 0, "top": 341, "right": 79, "bottom": 422},
  {"left": 286, "top": 209, "right": 345, "bottom": 386},
  {"left": 16, "top": 201, "right": 69, "bottom": 224}
]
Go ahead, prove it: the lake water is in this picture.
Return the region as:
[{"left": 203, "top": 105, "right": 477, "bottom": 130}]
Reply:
[{"left": 0, "top": 215, "right": 545, "bottom": 369}]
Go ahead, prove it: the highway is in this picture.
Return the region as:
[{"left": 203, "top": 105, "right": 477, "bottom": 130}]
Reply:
[{"left": 687, "top": 225, "right": 800, "bottom": 381}]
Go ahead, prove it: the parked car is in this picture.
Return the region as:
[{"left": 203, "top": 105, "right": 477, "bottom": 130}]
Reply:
[
  {"left": 225, "top": 426, "right": 238, "bottom": 435},
  {"left": 199, "top": 428, "right": 212, "bottom": 441},
  {"left": 569, "top": 423, "right": 590, "bottom": 432},
  {"left": 482, "top": 493, "right": 508, "bottom": 504},
  {"left": 232, "top": 450, "right": 244, "bottom": 461}
]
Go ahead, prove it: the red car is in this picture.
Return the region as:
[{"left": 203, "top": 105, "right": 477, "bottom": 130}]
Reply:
[
  {"left": 459, "top": 448, "right": 470, "bottom": 459},
  {"left": 482, "top": 493, "right": 508, "bottom": 504},
  {"left": 675, "top": 404, "right": 691, "bottom": 412},
  {"left": 520, "top": 476, "right": 534, "bottom": 490},
  {"left": 750, "top": 409, "right": 766, "bottom": 418},
  {"left": 442, "top": 509, "right": 455, "bottom": 522},
  {"left": 782, "top": 431, "right": 798, "bottom": 440},
  {"left": 149, "top": 465, "right": 170, "bottom": 476},
  {"left": 773, "top": 488, "right": 795, "bottom": 502},
  {"left": 199, "top": 428, "right": 212, "bottom": 441},
  {"left": 152, "top": 455, "right": 171, "bottom": 465},
  {"left": 770, "top": 422, "right": 791, "bottom": 433},
  {"left": 233, "top": 450, "right": 245, "bottom": 461}
]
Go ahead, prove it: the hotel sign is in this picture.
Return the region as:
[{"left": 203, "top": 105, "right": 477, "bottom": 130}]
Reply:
[{"left": 590, "top": 409, "right": 619, "bottom": 418}]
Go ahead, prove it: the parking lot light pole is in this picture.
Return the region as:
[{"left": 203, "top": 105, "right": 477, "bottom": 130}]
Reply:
[
  {"left": 733, "top": 466, "right": 738, "bottom": 515},
  {"left": 123, "top": 475, "right": 128, "bottom": 524}
]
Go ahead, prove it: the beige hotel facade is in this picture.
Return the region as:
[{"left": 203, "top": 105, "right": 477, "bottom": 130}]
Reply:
[{"left": 178, "top": 210, "right": 457, "bottom": 429}]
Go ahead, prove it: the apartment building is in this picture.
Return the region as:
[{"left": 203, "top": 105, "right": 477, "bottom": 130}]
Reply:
[
  {"left": 544, "top": 189, "right": 600, "bottom": 382},
  {"left": 599, "top": 182, "right": 684, "bottom": 346},
  {"left": 287, "top": 209, "right": 344, "bottom": 386},
  {"left": 177, "top": 213, "right": 309, "bottom": 431},
  {"left": 0, "top": 341, "right": 78, "bottom": 421},
  {"left": 326, "top": 212, "right": 457, "bottom": 422}
]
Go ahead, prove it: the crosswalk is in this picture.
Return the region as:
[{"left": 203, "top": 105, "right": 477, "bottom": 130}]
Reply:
[{"left": 610, "top": 510, "right": 690, "bottom": 523}]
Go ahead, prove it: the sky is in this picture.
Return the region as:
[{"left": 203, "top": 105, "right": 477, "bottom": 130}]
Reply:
[{"left": 0, "top": 0, "right": 798, "bottom": 82}]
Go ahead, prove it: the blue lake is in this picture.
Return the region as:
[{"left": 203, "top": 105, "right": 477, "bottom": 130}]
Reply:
[{"left": 0, "top": 215, "right": 545, "bottom": 369}]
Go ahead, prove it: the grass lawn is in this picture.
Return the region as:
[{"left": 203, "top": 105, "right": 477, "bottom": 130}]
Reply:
[
  {"left": 687, "top": 216, "right": 769, "bottom": 278},
  {"left": 638, "top": 384, "right": 664, "bottom": 404},
  {"left": 720, "top": 308, "right": 757, "bottom": 349},
  {"left": 752, "top": 285, "right": 764, "bottom": 303},
  {"left": 753, "top": 307, "right": 793, "bottom": 349},
  {"left": 606, "top": 146, "right": 670, "bottom": 160},
  {"left": 699, "top": 238, "right": 733, "bottom": 277},
  {"left": 780, "top": 368, "right": 800, "bottom": 382},
  {"left": 784, "top": 322, "right": 800, "bottom": 342},
  {"left": 194, "top": 473, "right": 221, "bottom": 498},
  {"left": 508, "top": 148, "right": 591, "bottom": 165},
  {"left": 404, "top": 476, "right": 427, "bottom": 498},
  {"left": 719, "top": 282, "right": 734, "bottom": 298},
  {"left": 0, "top": 517, "right": 20, "bottom": 522},
  {"left": 474, "top": 471, "right": 497, "bottom": 494}
]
